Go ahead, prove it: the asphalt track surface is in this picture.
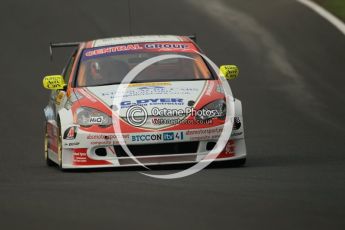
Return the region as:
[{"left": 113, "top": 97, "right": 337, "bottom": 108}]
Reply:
[{"left": 1, "top": 0, "right": 345, "bottom": 229}]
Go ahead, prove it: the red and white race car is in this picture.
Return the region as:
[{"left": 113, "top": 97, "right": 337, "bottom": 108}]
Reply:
[{"left": 43, "top": 35, "right": 246, "bottom": 169}]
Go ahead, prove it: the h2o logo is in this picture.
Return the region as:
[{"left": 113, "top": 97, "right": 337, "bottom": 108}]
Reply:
[{"left": 89, "top": 116, "right": 103, "bottom": 124}]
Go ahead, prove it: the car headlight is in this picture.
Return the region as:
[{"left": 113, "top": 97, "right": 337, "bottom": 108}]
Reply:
[
  {"left": 76, "top": 107, "right": 112, "bottom": 127},
  {"left": 195, "top": 99, "right": 226, "bottom": 121}
]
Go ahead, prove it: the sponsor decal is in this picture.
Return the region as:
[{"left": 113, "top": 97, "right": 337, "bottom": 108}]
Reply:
[
  {"left": 163, "top": 132, "right": 184, "bottom": 141},
  {"left": 43, "top": 76, "right": 64, "bottom": 89},
  {"left": 64, "top": 142, "right": 80, "bottom": 147},
  {"left": 231, "top": 131, "right": 243, "bottom": 137},
  {"left": 86, "top": 134, "right": 129, "bottom": 140},
  {"left": 135, "top": 86, "right": 198, "bottom": 95},
  {"left": 121, "top": 98, "right": 184, "bottom": 108},
  {"left": 73, "top": 148, "right": 111, "bottom": 165},
  {"left": 87, "top": 134, "right": 130, "bottom": 145},
  {"left": 185, "top": 127, "right": 222, "bottom": 136},
  {"left": 163, "top": 132, "right": 174, "bottom": 141},
  {"left": 89, "top": 116, "right": 104, "bottom": 124},
  {"left": 233, "top": 117, "right": 241, "bottom": 130},
  {"left": 128, "top": 82, "right": 171, "bottom": 87},
  {"left": 144, "top": 43, "right": 189, "bottom": 49},
  {"left": 73, "top": 150, "right": 88, "bottom": 163},
  {"left": 63, "top": 126, "right": 78, "bottom": 140},
  {"left": 101, "top": 86, "right": 198, "bottom": 99},
  {"left": 85, "top": 44, "right": 143, "bottom": 57},
  {"left": 82, "top": 42, "right": 195, "bottom": 61},
  {"left": 137, "top": 86, "right": 165, "bottom": 91},
  {"left": 224, "top": 140, "right": 235, "bottom": 155},
  {"left": 90, "top": 141, "right": 113, "bottom": 145},
  {"left": 205, "top": 140, "right": 235, "bottom": 159},
  {"left": 131, "top": 132, "right": 184, "bottom": 142},
  {"left": 185, "top": 127, "right": 223, "bottom": 141},
  {"left": 131, "top": 134, "right": 162, "bottom": 142}
]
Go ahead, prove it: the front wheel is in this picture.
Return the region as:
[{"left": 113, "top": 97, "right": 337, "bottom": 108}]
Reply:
[
  {"left": 230, "top": 158, "right": 246, "bottom": 167},
  {"left": 56, "top": 121, "right": 63, "bottom": 169},
  {"left": 211, "top": 158, "right": 246, "bottom": 168},
  {"left": 44, "top": 123, "right": 55, "bottom": 167}
]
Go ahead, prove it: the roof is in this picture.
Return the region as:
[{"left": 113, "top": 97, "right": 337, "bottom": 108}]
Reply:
[{"left": 90, "top": 35, "right": 189, "bottom": 48}]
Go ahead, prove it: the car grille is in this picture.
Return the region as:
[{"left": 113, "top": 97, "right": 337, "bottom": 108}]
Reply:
[{"left": 114, "top": 141, "right": 199, "bottom": 157}]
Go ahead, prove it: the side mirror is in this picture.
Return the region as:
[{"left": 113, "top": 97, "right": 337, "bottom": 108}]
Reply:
[
  {"left": 42, "top": 75, "right": 66, "bottom": 90},
  {"left": 220, "top": 65, "right": 239, "bottom": 80}
]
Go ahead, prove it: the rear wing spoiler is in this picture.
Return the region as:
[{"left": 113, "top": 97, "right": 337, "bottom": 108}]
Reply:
[
  {"left": 187, "top": 34, "right": 197, "bottom": 42},
  {"left": 49, "top": 34, "right": 197, "bottom": 61},
  {"left": 49, "top": 42, "right": 80, "bottom": 61}
]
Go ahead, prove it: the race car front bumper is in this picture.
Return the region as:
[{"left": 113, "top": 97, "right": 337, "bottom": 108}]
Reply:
[{"left": 59, "top": 126, "right": 246, "bottom": 169}]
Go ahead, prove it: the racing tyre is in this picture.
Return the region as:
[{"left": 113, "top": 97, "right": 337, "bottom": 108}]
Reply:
[
  {"left": 44, "top": 123, "right": 55, "bottom": 167},
  {"left": 212, "top": 158, "right": 246, "bottom": 168},
  {"left": 56, "top": 121, "right": 63, "bottom": 170},
  {"left": 216, "top": 158, "right": 246, "bottom": 168},
  {"left": 230, "top": 158, "right": 246, "bottom": 167}
]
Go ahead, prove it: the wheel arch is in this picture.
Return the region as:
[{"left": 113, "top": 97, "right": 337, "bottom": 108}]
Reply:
[
  {"left": 58, "top": 108, "right": 74, "bottom": 133},
  {"left": 234, "top": 98, "right": 243, "bottom": 117}
]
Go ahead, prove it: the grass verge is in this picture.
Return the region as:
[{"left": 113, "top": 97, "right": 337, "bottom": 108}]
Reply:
[{"left": 314, "top": 0, "right": 345, "bottom": 21}]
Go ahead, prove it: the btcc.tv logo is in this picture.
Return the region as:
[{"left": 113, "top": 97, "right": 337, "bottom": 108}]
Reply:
[
  {"left": 163, "top": 132, "right": 174, "bottom": 141},
  {"left": 131, "top": 132, "right": 184, "bottom": 142}
]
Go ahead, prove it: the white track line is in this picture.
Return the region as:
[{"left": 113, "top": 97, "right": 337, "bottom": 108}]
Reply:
[{"left": 297, "top": 0, "right": 345, "bottom": 35}]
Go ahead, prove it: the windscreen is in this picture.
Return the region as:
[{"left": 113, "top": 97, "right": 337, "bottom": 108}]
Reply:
[{"left": 76, "top": 42, "right": 213, "bottom": 87}]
